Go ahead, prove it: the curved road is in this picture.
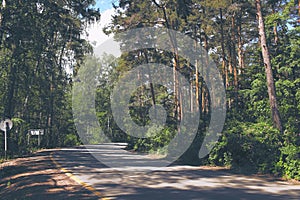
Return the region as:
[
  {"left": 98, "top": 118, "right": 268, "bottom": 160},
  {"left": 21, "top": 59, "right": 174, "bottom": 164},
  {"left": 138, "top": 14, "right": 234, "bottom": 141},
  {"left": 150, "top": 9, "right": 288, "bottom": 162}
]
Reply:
[{"left": 51, "top": 144, "right": 300, "bottom": 200}]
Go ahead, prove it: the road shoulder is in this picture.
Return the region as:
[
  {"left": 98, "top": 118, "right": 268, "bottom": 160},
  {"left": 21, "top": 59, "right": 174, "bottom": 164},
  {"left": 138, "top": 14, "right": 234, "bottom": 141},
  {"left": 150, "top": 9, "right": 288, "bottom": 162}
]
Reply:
[{"left": 0, "top": 150, "right": 99, "bottom": 200}]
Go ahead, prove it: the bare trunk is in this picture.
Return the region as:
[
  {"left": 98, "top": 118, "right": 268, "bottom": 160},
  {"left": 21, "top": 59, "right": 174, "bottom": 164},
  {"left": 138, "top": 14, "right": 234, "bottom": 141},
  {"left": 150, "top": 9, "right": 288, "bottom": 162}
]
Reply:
[
  {"left": 5, "top": 45, "right": 18, "bottom": 118},
  {"left": 272, "top": 8, "right": 279, "bottom": 45},
  {"left": 298, "top": 0, "right": 300, "bottom": 23},
  {"left": 273, "top": 23, "right": 279, "bottom": 45},
  {"left": 220, "top": 8, "right": 228, "bottom": 88},
  {"left": 5, "top": 64, "right": 16, "bottom": 118},
  {"left": 173, "top": 56, "right": 181, "bottom": 121},
  {"left": 0, "top": 0, "right": 4, "bottom": 27},
  {"left": 256, "top": 0, "right": 283, "bottom": 132},
  {"left": 143, "top": 51, "right": 156, "bottom": 106},
  {"left": 171, "top": 32, "right": 181, "bottom": 123},
  {"left": 152, "top": 1, "right": 181, "bottom": 122},
  {"left": 203, "top": 33, "right": 209, "bottom": 114},
  {"left": 202, "top": 88, "right": 206, "bottom": 114},
  {"left": 152, "top": 1, "right": 184, "bottom": 128},
  {"left": 190, "top": 71, "right": 194, "bottom": 112},
  {"left": 227, "top": 42, "right": 233, "bottom": 109},
  {"left": 231, "top": 14, "right": 238, "bottom": 104},
  {"left": 47, "top": 76, "right": 55, "bottom": 147},
  {"left": 194, "top": 38, "right": 200, "bottom": 112},
  {"left": 237, "top": 16, "right": 244, "bottom": 73},
  {"left": 0, "top": 0, "right": 5, "bottom": 14}
]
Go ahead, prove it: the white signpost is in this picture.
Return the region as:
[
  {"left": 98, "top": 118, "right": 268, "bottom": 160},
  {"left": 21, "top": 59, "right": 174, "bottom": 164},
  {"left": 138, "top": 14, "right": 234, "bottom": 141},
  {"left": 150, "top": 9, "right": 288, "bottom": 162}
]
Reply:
[
  {"left": 28, "top": 129, "right": 44, "bottom": 146},
  {"left": 0, "top": 119, "right": 13, "bottom": 159}
]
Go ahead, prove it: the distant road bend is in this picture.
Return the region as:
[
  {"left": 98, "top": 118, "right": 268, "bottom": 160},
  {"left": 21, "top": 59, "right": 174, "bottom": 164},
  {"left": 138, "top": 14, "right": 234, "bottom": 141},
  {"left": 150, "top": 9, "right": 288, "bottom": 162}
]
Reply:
[{"left": 50, "top": 143, "right": 300, "bottom": 200}]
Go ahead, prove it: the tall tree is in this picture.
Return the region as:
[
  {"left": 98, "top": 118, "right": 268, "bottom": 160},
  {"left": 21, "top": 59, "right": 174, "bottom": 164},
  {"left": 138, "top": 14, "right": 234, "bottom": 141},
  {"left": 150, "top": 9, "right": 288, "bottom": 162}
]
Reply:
[
  {"left": 0, "top": 0, "right": 100, "bottom": 154},
  {"left": 255, "top": 0, "right": 283, "bottom": 132}
]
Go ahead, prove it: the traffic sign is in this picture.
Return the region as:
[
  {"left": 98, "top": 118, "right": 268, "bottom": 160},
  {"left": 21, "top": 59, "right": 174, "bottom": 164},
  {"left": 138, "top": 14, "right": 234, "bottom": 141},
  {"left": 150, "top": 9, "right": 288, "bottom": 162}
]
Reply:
[
  {"left": 0, "top": 118, "right": 13, "bottom": 160},
  {"left": 0, "top": 119, "right": 13, "bottom": 131},
  {"left": 29, "top": 129, "right": 44, "bottom": 135},
  {"left": 28, "top": 129, "right": 44, "bottom": 146}
]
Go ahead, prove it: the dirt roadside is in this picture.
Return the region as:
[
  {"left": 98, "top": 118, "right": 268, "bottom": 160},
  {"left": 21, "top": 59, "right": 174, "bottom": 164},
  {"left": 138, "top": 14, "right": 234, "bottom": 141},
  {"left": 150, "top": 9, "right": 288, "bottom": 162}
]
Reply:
[{"left": 0, "top": 150, "right": 99, "bottom": 200}]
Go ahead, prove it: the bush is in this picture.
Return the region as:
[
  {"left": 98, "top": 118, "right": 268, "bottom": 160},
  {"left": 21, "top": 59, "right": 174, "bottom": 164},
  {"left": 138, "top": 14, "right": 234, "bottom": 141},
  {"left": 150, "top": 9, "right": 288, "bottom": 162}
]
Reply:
[
  {"left": 63, "top": 134, "right": 81, "bottom": 147},
  {"left": 132, "top": 126, "right": 175, "bottom": 154},
  {"left": 276, "top": 144, "right": 300, "bottom": 181},
  {"left": 209, "top": 121, "right": 282, "bottom": 173}
]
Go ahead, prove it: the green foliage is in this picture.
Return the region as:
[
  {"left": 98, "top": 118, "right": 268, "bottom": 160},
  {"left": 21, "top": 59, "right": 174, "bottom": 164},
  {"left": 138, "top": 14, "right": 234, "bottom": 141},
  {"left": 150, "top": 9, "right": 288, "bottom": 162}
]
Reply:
[
  {"left": 102, "top": 0, "right": 299, "bottom": 179},
  {"left": 276, "top": 128, "right": 300, "bottom": 180},
  {"left": 276, "top": 144, "right": 300, "bottom": 180},
  {"left": 209, "top": 121, "right": 282, "bottom": 173},
  {"left": 0, "top": 0, "right": 100, "bottom": 157},
  {"left": 63, "top": 134, "right": 81, "bottom": 147},
  {"left": 0, "top": 0, "right": 298, "bottom": 182},
  {"left": 133, "top": 126, "right": 176, "bottom": 154}
]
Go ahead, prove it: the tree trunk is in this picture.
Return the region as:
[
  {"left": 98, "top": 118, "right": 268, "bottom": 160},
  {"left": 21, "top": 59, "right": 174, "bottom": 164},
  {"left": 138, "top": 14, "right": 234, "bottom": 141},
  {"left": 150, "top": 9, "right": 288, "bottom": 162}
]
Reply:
[
  {"left": 5, "top": 47, "right": 18, "bottom": 118},
  {"left": 203, "top": 32, "right": 210, "bottom": 114},
  {"left": 152, "top": 1, "right": 181, "bottom": 122},
  {"left": 256, "top": 0, "right": 283, "bottom": 132},
  {"left": 219, "top": 8, "right": 228, "bottom": 88},
  {"left": 298, "top": 0, "right": 300, "bottom": 23},
  {"left": 231, "top": 14, "right": 238, "bottom": 105},
  {"left": 194, "top": 36, "right": 200, "bottom": 112},
  {"left": 0, "top": 0, "right": 5, "bottom": 18},
  {"left": 0, "top": 0, "right": 5, "bottom": 28},
  {"left": 272, "top": 7, "right": 279, "bottom": 46},
  {"left": 237, "top": 14, "right": 244, "bottom": 73},
  {"left": 190, "top": 70, "right": 194, "bottom": 112},
  {"left": 143, "top": 50, "right": 156, "bottom": 107}
]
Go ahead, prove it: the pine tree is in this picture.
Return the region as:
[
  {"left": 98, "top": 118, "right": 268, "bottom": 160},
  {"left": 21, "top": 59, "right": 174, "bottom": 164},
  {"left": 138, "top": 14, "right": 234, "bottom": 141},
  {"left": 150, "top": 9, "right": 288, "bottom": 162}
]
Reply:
[{"left": 255, "top": 0, "right": 283, "bottom": 132}]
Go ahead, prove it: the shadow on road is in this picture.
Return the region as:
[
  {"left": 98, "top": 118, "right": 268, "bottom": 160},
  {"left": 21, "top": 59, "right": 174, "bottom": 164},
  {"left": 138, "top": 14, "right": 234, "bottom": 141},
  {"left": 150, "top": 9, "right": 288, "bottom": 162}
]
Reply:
[
  {"left": 52, "top": 145, "right": 300, "bottom": 200},
  {"left": 0, "top": 150, "right": 99, "bottom": 200}
]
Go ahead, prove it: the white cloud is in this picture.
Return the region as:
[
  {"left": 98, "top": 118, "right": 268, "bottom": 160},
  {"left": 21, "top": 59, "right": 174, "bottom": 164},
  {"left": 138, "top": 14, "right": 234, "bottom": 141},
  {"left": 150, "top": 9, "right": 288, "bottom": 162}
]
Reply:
[{"left": 86, "top": 8, "right": 115, "bottom": 48}]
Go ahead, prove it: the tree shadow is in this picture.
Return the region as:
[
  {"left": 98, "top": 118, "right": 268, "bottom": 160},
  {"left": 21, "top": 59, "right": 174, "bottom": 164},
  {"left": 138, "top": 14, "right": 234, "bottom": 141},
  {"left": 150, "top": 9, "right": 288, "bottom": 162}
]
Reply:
[
  {"left": 51, "top": 146, "right": 300, "bottom": 200},
  {"left": 0, "top": 150, "right": 99, "bottom": 200}
]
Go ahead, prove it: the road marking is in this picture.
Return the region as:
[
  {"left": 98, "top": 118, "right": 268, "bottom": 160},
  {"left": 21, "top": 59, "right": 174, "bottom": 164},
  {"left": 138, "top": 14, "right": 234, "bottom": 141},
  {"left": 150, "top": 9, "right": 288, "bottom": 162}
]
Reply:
[{"left": 50, "top": 152, "right": 110, "bottom": 200}]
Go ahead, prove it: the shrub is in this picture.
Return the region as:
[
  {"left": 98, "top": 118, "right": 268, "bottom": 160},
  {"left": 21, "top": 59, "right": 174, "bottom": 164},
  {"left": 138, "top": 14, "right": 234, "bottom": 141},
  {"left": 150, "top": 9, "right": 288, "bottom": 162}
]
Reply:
[
  {"left": 276, "top": 144, "right": 300, "bottom": 180},
  {"left": 209, "top": 121, "right": 282, "bottom": 173},
  {"left": 63, "top": 134, "right": 80, "bottom": 147}
]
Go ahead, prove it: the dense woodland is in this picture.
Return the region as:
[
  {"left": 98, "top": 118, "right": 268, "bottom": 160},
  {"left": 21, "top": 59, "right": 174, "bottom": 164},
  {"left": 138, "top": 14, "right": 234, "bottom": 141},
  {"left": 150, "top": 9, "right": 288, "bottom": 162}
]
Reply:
[
  {"left": 0, "top": 0, "right": 100, "bottom": 151},
  {"left": 0, "top": 0, "right": 299, "bottom": 180}
]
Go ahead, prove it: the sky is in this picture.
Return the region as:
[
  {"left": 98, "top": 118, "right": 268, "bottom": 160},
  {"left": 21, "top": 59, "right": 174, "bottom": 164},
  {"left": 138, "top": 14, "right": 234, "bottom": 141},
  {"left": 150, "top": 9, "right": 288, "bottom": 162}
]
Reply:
[
  {"left": 85, "top": 1, "right": 115, "bottom": 48},
  {"left": 95, "top": 0, "right": 115, "bottom": 12}
]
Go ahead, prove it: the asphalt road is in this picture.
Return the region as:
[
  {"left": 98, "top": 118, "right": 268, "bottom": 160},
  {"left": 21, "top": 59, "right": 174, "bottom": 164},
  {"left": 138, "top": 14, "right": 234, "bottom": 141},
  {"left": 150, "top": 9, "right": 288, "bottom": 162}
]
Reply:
[{"left": 51, "top": 144, "right": 300, "bottom": 200}]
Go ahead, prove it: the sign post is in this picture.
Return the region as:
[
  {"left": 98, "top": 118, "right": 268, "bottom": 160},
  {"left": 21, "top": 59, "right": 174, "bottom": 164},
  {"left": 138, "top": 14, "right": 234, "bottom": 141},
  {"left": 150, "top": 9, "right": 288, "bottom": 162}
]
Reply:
[
  {"left": 28, "top": 129, "right": 44, "bottom": 147},
  {"left": 0, "top": 119, "right": 13, "bottom": 159}
]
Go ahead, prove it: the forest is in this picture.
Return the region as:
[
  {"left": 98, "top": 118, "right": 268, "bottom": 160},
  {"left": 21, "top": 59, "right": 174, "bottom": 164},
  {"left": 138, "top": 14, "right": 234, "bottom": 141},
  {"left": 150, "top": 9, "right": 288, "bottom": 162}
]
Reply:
[{"left": 0, "top": 0, "right": 299, "bottom": 181}]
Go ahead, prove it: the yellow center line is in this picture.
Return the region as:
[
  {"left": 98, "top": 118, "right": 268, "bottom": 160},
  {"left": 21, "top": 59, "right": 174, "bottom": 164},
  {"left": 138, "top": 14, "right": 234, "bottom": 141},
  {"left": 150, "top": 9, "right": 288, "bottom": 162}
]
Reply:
[{"left": 50, "top": 152, "right": 110, "bottom": 200}]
